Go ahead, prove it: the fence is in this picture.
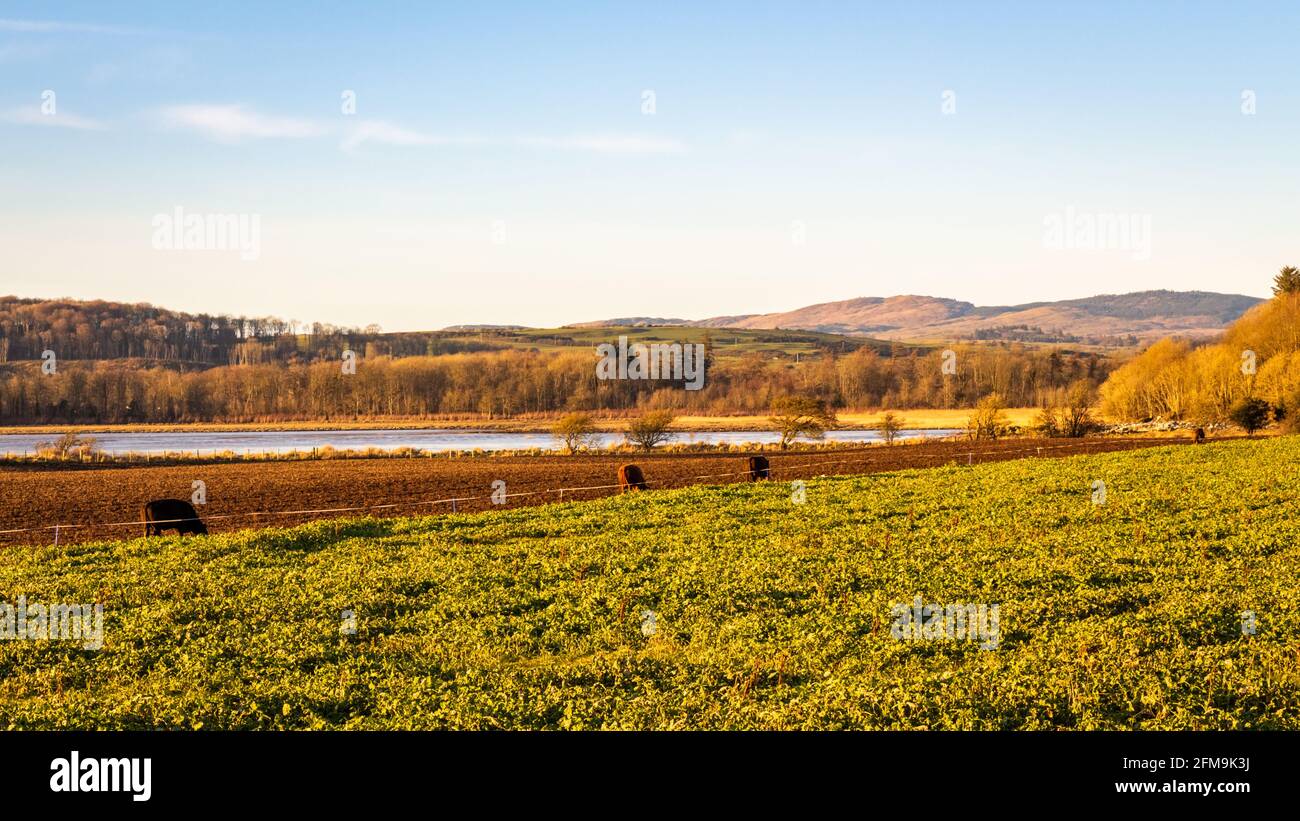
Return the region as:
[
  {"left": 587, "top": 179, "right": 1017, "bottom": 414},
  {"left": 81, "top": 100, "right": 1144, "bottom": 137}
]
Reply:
[{"left": 0, "top": 437, "right": 1188, "bottom": 543}]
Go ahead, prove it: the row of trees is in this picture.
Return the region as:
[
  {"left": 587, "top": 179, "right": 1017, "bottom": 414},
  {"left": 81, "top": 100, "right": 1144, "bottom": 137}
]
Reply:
[
  {"left": 555, "top": 385, "right": 1097, "bottom": 456},
  {"left": 551, "top": 397, "right": 842, "bottom": 453},
  {"left": 1100, "top": 267, "right": 1300, "bottom": 428},
  {"left": 0, "top": 295, "right": 503, "bottom": 366},
  {"left": 0, "top": 343, "right": 1112, "bottom": 424}
]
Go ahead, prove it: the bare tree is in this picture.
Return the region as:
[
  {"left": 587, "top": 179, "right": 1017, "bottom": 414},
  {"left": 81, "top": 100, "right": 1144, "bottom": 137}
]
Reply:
[
  {"left": 966, "top": 393, "right": 1009, "bottom": 441},
  {"left": 626, "top": 410, "right": 676, "bottom": 452},
  {"left": 35, "top": 432, "right": 98, "bottom": 459},
  {"left": 768, "top": 395, "right": 837, "bottom": 449},
  {"left": 878, "top": 411, "right": 904, "bottom": 445},
  {"left": 1035, "top": 380, "right": 1096, "bottom": 437},
  {"left": 551, "top": 413, "right": 599, "bottom": 454}
]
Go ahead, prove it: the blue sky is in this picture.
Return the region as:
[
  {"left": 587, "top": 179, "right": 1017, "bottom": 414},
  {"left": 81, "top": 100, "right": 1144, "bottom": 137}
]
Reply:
[{"left": 2, "top": 1, "right": 1297, "bottom": 330}]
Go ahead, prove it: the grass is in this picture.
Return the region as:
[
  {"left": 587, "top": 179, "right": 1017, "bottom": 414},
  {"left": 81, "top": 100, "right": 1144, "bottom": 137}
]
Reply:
[
  {"left": 493, "top": 325, "right": 929, "bottom": 359},
  {"left": 2, "top": 436, "right": 1297, "bottom": 729}
]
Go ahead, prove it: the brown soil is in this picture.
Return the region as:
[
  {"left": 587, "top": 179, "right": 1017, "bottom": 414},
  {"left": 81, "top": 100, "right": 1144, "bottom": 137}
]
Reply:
[{"left": 0, "top": 436, "right": 1195, "bottom": 546}]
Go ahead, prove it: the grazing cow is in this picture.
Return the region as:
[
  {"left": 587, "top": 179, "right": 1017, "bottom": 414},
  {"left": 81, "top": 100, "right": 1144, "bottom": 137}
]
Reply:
[
  {"left": 143, "top": 498, "right": 208, "bottom": 537},
  {"left": 1194, "top": 427, "right": 1206, "bottom": 444},
  {"left": 618, "top": 463, "right": 648, "bottom": 492},
  {"left": 747, "top": 455, "right": 771, "bottom": 481}
]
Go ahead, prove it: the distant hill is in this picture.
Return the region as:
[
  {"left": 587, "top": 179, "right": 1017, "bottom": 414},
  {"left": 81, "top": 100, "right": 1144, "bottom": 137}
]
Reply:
[
  {"left": 668, "top": 290, "right": 1263, "bottom": 345},
  {"left": 4, "top": 289, "right": 1263, "bottom": 369},
  {"left": 440, "top": 324, "right": 531, "bottom": 332},
  {"left": 565, "top": 317, "right": 690, "bottom": 328},
  {"left": 0, "top": 297, "right": 906, "bottom": 369}
]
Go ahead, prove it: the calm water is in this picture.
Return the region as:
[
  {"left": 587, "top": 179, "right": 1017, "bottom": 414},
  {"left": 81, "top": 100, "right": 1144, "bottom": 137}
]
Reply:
[{"left": 0, "top": 428, "right": 960, "bottom": 456}]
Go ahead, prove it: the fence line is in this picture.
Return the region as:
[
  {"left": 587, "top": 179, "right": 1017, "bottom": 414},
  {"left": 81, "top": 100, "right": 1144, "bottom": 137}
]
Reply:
[{"left": 0, "top": 437, "right": 1183, "bottom": 539}]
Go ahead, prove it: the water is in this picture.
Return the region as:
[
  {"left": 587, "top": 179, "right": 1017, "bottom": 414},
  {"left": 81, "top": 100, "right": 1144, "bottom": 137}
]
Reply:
[{"left": 0, "top": 428, "right": 960, "bottom": 456}]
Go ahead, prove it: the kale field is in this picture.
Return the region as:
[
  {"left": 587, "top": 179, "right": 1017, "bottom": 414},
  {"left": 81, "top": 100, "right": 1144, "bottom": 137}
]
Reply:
[{"left": 2, "top": 437, "right": 1297, "bottom": 729}]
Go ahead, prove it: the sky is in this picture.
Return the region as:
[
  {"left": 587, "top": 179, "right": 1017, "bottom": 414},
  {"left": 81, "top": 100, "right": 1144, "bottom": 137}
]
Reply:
[{"left": 1, "top": 1, "right": 1297, "bottom": 331}]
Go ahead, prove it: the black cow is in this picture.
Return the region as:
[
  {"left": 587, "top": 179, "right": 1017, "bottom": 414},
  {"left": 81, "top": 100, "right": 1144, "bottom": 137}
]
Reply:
[
  {"left": 747, "top": 455, "right": 771, "bottom": 481},
  {"left": 143, "top": 499, "right": 208, "bottom": 537}
]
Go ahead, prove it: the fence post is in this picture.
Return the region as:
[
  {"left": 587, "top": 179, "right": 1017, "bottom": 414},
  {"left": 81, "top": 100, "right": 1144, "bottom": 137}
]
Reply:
[{"left": 53, "top": 525, "right": 59, "bottom": 546}]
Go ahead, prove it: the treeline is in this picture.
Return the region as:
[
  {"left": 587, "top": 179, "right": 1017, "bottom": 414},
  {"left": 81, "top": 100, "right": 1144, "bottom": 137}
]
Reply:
[
  {"left": 0, "top": 345, "right": 1109, "bottom": 423},
  {"left": 1100, "top": 268, "right": 1300, "bottom": 424},
  {"left": 0, "top": 296, "right": 498, "bottom": 366}
]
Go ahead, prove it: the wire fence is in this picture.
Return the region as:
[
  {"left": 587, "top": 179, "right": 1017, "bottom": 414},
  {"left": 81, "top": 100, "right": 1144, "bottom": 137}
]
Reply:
[{"left": 0, "top": 437, "right": 1190, "bottom": 543}]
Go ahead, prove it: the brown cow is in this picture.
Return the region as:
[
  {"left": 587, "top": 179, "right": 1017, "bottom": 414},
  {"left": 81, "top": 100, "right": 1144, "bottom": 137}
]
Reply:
[
  {"left": 747, "top": 455, "right": 771, "bottom": 481},
  {"left": 1194, "top": 427, "right": 1206, "bottom": 444},
  {"left": 143, "top": 498, "right": 208, "bottom": 537},
  {"left": 618, "top": 463, "right": 648, "bottom": 492}
]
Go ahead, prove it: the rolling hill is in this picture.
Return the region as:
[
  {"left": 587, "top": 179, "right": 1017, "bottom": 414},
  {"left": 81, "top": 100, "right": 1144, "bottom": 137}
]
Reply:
[{"left": 580, "top": 290, "right": 1262, "bottom": 345}]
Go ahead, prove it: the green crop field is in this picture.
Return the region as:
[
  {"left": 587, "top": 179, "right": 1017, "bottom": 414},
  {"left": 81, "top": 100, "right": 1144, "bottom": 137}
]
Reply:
[
  {"left": 443, "top": 324, "right": 928, "bottom": 359},
  {"left": 2, "top": 437, "right": 1298, "bottom": 730}
]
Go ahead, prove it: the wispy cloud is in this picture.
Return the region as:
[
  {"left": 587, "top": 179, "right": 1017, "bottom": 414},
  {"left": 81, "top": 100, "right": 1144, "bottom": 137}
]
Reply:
[
  {"left": 341, "top": 120, "right": 443, "bottom": 151},
  {"left": 343, "top": 120, "right": 686, "bottom": 155},
  {"left": 155, "top": 107, "right": 687, "bottom": 154},
  {"left": 2, "top": 106, "right": 105, "bottom": 130},
  {"left": 0, "top": 18, "right": 156, "bottom": 36},
  {"left": 159, "top": 104, "right": 327, "bottom": 142}
]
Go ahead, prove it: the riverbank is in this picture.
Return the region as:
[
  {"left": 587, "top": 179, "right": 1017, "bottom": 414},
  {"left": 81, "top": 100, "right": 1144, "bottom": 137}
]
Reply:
[
  {"left": 0, "top": 433, "right": 957, "bottom": 468},
  {"left": 0, "top": 408, "right": 1042, "bottom": 435}
]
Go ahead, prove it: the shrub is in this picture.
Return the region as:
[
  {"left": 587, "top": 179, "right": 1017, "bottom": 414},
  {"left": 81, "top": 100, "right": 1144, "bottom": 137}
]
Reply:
[
  {"left": 878, "top": 411, "right": 904, "bottom": 445},
  {"left": 551, "top": 413, "right": 599, "bottom": 454},
  {"left": 966, "top": 394, "right": 1009, "bottom": 441},
  {"left": 625, "top": 410, "right": 676, "bottom": 452},
  {"left": 768, "top": 395, "right": 837, "bottom": 450},
  {"left": 1034, "top": 381, "right": 1098, "bottom": 438},
  {"left": 34, "top": 432, "right": 99, "bottom": 460},
  {"left": 1228, "top": 397, "right": 1271, "bottom": 436}
]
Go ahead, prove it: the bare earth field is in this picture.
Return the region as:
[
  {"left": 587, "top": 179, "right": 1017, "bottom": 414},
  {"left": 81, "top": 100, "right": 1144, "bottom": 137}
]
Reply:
[{"left": 0, "top": 436, "right": 1195, "bottom": 546}]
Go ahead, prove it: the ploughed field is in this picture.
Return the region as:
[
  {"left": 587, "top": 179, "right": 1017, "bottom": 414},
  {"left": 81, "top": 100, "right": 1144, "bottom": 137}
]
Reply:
[
  {"left": 2, "top": 437, "right": 1184, "bottom": 545},
  {"left": 3, "top": 435, "right": 1295, "bottom": 730}
]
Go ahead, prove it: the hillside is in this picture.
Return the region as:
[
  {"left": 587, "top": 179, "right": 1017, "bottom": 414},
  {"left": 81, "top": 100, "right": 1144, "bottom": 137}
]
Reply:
[
  {"left": 5, "top": 291, "right": 1259, "bottom": 366},
  {"left": 565, "top": 316, "right": 693, "bottom": 328},
  {"left": 680, "top": 290, "right": 1262, "bottom": 344},
  {"left": 0, "top": 295, "right": 376, "bottom": 366},
  {"left": 0, "top": 296, "right": 903, "bottom": 368},
  {"left": 3, "top": 437, "right": 1296, "bottom": 729}
]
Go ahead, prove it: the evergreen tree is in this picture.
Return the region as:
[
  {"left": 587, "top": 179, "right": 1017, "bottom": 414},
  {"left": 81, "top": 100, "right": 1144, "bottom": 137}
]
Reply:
[{"left": 1272, "top": 265, "right": 1300, "bottom": 296}]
